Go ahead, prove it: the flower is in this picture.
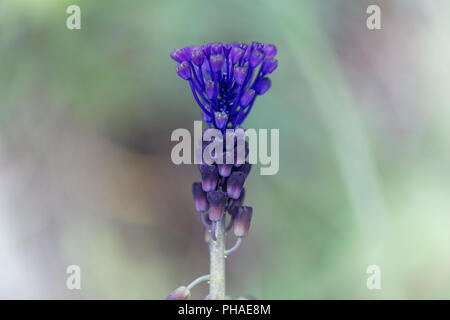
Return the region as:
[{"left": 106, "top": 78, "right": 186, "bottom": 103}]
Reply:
[
  {"left": 171, "top": 42, "right": 278, "bottom": 131},
  {"left": 172, "top": 42, "right": 277, "bottom": 242},
  {"left": 164, "top": 286, "right": 191, "bottom": 300},
  {"left": 233, "top": 206, "right": 253, "bottom": 238}
]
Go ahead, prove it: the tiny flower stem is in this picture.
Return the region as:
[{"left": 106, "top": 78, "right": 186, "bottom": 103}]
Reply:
[
  {"left": 209, "top": 216, "right": 226, "bottom": 299},
  {"left": 200, "top": 212, "right": 211, "bottom": 229},
  {"left": 187, "top": 274, "right": 210, "bottom": 291},
  {"left": 224, "top": 237, "right": 243, "bottom": 256}
]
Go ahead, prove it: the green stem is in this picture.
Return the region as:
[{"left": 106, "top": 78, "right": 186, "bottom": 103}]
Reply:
[{"left": 209, "top": 217, "right": 226, "bottom": 299}]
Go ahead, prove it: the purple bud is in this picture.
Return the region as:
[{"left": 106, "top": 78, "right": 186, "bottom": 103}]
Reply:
[
  {"left": 234, "top": 66, "right": 248, "bottom": 86},
  {"left": 207, "top": 191, "right": 227, "bottom": 221},
  {"left": 170, "top": 48, "right": 189, "bottom": 63},
  {"left": 249, "top": 50, "right": 264, "bottom": 68},
  {"left": 200, "top": 164, "right": 218, "bottom": 192},
  {"left": 201, "top": 43, "right": 212, "bottom": 56},
  {"left": 240, "top": 88, "right": 255, "bottom": 107},
  {"left": 218, "top": 164, "right": 233, "bottom": 177},
  {"left": 176, "top": 61, "right": 191, "bottom": 80},
  {"left": 165, "top": 286, "right": 191, "bottom": 300},
  {"left": 230, "top": 47, "right": 245, "bottom": 64},
  {"left": 214, "top": 111, "right": 228, "bottom": 129},
  {"left": 263, "top": 44, "right": 277, "bottom": 57},
  {"left": 262, "top": 58, "right": 278, "bottom": 74},
  {"left": 255, "top": 77, "right": 271, "bottom": 95},
  {"left": 227, "top": 171, "right": 246, "bottom": 199},
  {"left": 211, "top": 42, "right": 223, "bottom": 55},
  {"left": 183, "top": 47, "right": 193, "bottom": 61},
  {"left": 210, "top": 54, "right": 225, "bottom": 73},
  {"left": 233, "top": 206, "right": 253, "bottom": 237},
  {"left": 251, "top": 41, "right": 263, "bottom": 52},
  {"left": 192, "top": 182, "right": 209, "bottom": 212},
  {"left": 205, "top": 80, "right": 215, "bottom": 100},
  {"left": 191, "top": 48, "right": 205, "bottom": 66}
]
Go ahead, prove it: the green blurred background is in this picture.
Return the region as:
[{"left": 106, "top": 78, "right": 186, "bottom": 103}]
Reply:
[{"left": 1, "top": 0, "right": 450, "bottom": 299}]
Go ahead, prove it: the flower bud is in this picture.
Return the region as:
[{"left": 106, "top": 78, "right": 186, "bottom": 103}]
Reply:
[
  {"left": 230, "top": 47, "right": 245, "bottom": 64},
  {"left": 165, "top": 286, "right": 191, "bottom": 300},
  {"left": 218, "top": 164, "right": 233, "bottom": 177},
  {"left": 249, "top": 50, "right": 264, "bottom": 68},
  {"left": 207, "top": 191, "right": 227, "bottom": 221},
  {"left": 263, "top": 44, "right": 277, "bottom": 57},
  {"left": 201, "top": 43, "right": 212, "bottom": 57},
  {"left": 255, "top": 77, "right": 271, "bottom": 95},
  {"left": 234, "top": 66, "right": 248, "bottom": 86},
  {"left": 262, "top": 57, "right": 278, "bottom": 74},
  {"left": 240, "top": 88, "right": 255, "bottom": 107},
  {"left": 191, "top": 48, "right": 205, "bottom": 66},
  {"left": 176, "top": 61, "right": 191, "bottom": 80},
  {"left": 214, "top": 111, "right": 228, "bottom": 129},
  {"left": 192, "top": 182, "right": 208, "bottom": 212},
  {"left": 199, "top": 164, "right": 218, "bottom": 192},
  {"left": 210, "top": 54, "right": 225, "bottom": 73},
  {"left": 170, "top": 48, "right": 190, "bottom": 63},
  {"left": 233, "top": 206, "right": 253, "bottom": 237},
  {"left": 211, "top": 42, "right": 223, "bottom": 55},
  {"left": 227, "top": 171, "right": 246, "bottom": 199}
]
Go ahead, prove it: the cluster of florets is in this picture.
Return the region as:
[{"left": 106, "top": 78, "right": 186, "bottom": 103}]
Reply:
[
  {"left": 171, "top": 42, "right": 278, "bottom": 131},
  {"left": 192, "top": 129, "right": 252, "bottom": 240},
  {"left": 166, "top": 41, "right": 278, "bottom": 300}
]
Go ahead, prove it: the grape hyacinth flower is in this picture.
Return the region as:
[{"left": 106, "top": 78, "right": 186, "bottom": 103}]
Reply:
[{"left": 166, "top": 42, "right": 278, "bottom": 300}]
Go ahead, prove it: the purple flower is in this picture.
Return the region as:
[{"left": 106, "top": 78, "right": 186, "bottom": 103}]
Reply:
[
  {"left": 227, "top": 171, "right": 246, "bottom": 200},
  {"left": 233, "top": 206, "right": 253, "bottom": 238},
  {"left": 192, "top": 182, "right": 209, "bottom": 212},
  {"left": 207, "top": 191, "right": 227, "bottom": 221},
  {"left": 199, "top": 164, "right": 218, "bottom": 192},
  {"left": 170, "top": 42, "right": 278, "bottom": 130}
]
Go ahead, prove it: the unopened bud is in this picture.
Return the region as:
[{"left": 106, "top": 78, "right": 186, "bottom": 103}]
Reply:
[
  {"left": 165, "top": 286, "right": 191, "bottom": 300},
  {"left": 192, "top": 182, "right": 209, "bottom": 212},
  {"left": 227, "top": 172, "right": 246, "bottom": 199},
  {"left": 233, "top": 206, "right": 253, "bottom": 237},
  {"left": 200, "top": 164, "right": 218, "bottom": 192},
  {"left": 207, "top": 190, "right": 227, "bottom": 221}
]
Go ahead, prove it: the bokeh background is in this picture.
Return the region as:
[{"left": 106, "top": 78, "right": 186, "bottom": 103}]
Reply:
[{"left": 1, "top": 0, "right": 450, "bottom": 299}]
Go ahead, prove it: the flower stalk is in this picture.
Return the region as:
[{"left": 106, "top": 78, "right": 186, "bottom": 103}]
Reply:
[
  {"left": 209, "top": 217, "right": 226, "bottom": 299},
  {"left": 167, "top": 41, "right": 278, "bottom": 300}
]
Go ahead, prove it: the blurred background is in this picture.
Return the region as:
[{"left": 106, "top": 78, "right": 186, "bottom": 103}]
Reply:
[{"left": 1, "top": 0, "right": 450, "bottom": 299}]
